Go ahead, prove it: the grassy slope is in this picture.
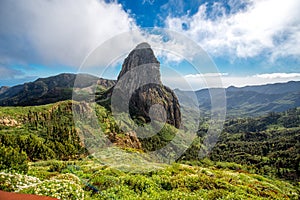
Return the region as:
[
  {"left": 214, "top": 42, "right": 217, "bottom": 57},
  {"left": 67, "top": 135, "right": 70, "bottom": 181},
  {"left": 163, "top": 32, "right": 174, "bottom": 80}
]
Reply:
[{"left": 26, "top": 158, "right": 299, "bottom": 200}]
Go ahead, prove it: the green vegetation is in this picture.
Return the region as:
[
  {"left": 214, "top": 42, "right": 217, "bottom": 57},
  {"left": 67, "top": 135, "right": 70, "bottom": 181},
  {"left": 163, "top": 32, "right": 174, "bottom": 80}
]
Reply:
[
  {"left": 1, "top": 159, "right": 298, "bottom": 200},
  {"left": 0, "top": 101, "right": 87, "bottom": 162},
  {"left": 0, "top": 145, "right": 28, "bottom": 173},
  {"left": 181, "top": 109, "right": 300, "bottom": 182},
  {"left": 0, "top": 171, "right": 84, "bottom": 199},
  {"left": 0, "top": 101, "right": 299, "bottom": 199}
]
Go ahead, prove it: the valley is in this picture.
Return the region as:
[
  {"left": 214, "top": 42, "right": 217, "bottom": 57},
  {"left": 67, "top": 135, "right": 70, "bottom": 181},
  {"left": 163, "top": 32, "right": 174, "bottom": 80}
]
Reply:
[{"left": 0, "top": 44, "right": 299, "bottom": 199}]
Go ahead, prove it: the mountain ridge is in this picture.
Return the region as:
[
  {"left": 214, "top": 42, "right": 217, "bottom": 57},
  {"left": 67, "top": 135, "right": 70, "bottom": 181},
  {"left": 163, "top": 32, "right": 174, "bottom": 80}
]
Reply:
[
  {"left": 176, "top": 80, "right": 300, "bottom": 117},
  {"left": 0, "top": 73, "right": 115, "bottom": 106},
  {"left": 226, "top": 80, "right": 300, "bottom": 94},
  {"left": 1, "top": 72, "right": 300, "bottom": 117}
]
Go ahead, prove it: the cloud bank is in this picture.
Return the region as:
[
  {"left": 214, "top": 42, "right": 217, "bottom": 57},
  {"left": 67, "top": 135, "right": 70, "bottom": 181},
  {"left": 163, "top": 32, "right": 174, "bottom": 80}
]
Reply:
[
  {"left": 0, "top": 0, "right": 136, "bottom": 68},
  {"left": 172, "top": 72, "right": 300, "bottom": 90},
  {"left": 166, "top": 0, "right": 300, "bottom": 60},
  {"left": 0, "top": 66, "right": 24, "bottom": 79}
]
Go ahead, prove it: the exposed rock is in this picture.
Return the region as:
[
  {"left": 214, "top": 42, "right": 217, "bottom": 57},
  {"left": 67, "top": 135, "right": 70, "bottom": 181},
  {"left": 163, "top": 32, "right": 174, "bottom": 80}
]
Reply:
[
  {"left": 98, "top": 42, "right": 181, "bottom": 128},
  {"left": 0, "top": 86, "right": 9, "bottom": 95},
  {"left": 97, "top": 78, "right": 116, "bottom": 89},
  {"left": 108, "top": 131, "right": 142, "bottom": 149},
  {"left": 117, "top": 42, "right": 160, "bottom": 81},
  {"left": 129, "top": 84, "right": 181, "bottom": 128},
  {"left": 0, "top": 117, "right": 20, "bottom": 127}
]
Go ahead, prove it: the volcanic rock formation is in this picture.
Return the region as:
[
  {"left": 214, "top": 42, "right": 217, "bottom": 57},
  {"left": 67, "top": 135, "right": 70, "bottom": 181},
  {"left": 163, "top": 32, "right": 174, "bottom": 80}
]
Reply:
[{"left": 98, "top": 42, "right": 181, "bottom": 128}]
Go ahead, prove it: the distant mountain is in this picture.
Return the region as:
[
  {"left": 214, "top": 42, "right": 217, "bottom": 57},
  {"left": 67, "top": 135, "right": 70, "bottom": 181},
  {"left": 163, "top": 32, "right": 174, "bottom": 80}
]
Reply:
[
  {"left": 176, "top": 81, "right": 300, "bottom": 117},
  {"left": 227, "top": 81, "right": 300, "bottom": 94},
  {"left": 0, "top": 73, "right": 116, "bottom": 106},
  {"left": 0, "top": 86, "right": 9, "bottom": 95}
]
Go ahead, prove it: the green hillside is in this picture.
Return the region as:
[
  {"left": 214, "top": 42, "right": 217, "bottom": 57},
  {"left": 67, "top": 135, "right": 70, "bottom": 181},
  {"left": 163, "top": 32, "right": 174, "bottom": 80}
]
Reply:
[
  {"left": 175, "top": 81, "right": 300, "bottom": 117},
  {"left": 0, "top": 101, "right": 299, "bottom": 199},
  {"left": 181, "top": 108, "right": 300, "bottom": 182}
]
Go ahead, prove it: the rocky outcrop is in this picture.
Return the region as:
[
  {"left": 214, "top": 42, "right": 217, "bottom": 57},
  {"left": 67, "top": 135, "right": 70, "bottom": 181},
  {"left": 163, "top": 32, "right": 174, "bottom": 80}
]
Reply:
[
  {"left": 129, "top": 84, "right": 181, "bottom": 128},
  {"left": 0, "top": 86, "right": 9, "bottom": 95},
  {"left": 117, "top": 42, "right": 160, "bottom": 82},
  {"left": 108, "top": 131, "right": 142, "bottom": 149},
  {"left": 98, "top": 42, "right": 181, "bottom": 128},
  {"left": 0, "top": 117, "right": 20, "bottom": 127}
]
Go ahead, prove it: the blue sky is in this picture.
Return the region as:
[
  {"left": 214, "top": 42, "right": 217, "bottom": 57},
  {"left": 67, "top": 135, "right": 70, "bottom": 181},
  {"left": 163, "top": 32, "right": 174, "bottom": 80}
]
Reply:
[{"left": 0, "top": 0, "right": 300, "bottom": 89}]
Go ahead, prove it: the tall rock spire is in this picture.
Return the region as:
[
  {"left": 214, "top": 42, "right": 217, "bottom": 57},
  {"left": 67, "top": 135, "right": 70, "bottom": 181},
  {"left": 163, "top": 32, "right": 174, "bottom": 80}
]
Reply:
[
  {"left": 117, "top": 42, "right": 159, "bottom": 81},
  {"left": 98, "top": 42, "right": 181, "bottom": 129}
]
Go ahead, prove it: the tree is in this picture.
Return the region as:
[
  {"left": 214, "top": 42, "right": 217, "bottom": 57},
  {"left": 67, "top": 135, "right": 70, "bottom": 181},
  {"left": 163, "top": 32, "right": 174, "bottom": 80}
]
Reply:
[{"left": 0, "top": 145, "right": 28, "bottom": 173}]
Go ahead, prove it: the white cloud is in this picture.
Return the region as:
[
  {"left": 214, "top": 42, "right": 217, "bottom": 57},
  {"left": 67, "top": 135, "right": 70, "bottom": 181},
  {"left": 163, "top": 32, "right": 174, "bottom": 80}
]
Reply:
[
  {"left": 254, "top": 73, "right": 300, "bottom": 79},
  {"left": 0, "top": 66, "right": 24, "bottom": 79},
  {"left": 185, "top": 73, "right": 228, "bottom": 78},
  {"left": 0, "top": 0, "right": 137, "bottom": 67},
  {"left": 163, "top": 72, "right": 300, "bottom": 90},
  {"left": 142, "top": 0, "right": 155, "bottom": 5},
  {"left": 165, "top": 0, "right": 300, "bottom": 60},
  {"left": 82, "top": 28, "right": 210, "bottom": 72},
  {"left": 220, "top": 74, "right": 300, "bottom": 88}
]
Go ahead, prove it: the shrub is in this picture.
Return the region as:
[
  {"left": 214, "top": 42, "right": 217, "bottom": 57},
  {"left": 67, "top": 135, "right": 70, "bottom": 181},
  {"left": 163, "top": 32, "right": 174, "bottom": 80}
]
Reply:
[
  {"left": 48, "top": 161, "right": 67, "bottom": 172},
  {"left": 51, "top": 173, "right": 82, "bottom": 185},
  {"left": 0, "top": 172, "right": 41, "bottom": 192},
  {"left": 215, "top": 161, "right": 243, "bottom": 170},
  {"left": 90, "top": 175, "right": 120, "bottom": 190},
  {"left": 123, "top": 174, "right": 158, "bottom": 193},
  {"left": 21, "top": 179, "right": 84, "bottom": 200},
  {"left": 0, "top": 145, "right": 28, "bottom": 173},
  {"left": 0, "top": 172, "right": 84, "bottom": 200}
]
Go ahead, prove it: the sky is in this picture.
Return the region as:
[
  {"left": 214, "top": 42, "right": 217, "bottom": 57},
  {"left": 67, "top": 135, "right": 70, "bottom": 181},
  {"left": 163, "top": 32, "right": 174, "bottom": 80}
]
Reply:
[{"left": 0, "top": 0, "right": 300, "bottom": 90}]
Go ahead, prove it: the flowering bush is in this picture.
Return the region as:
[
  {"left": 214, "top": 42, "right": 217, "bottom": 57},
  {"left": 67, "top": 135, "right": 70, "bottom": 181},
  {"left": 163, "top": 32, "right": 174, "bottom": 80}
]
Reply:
[
  {"left": 0, "top": 172, "right": 84, "bottom": 200},
  {"left": 0, "top": 172, "right": 41, "bottom": 192},
  {"left": 51, "top": 173, "right": 82, "bottom": 185},
  {"left": 21, "top": 179, "right": 84, "bottom": 200}
]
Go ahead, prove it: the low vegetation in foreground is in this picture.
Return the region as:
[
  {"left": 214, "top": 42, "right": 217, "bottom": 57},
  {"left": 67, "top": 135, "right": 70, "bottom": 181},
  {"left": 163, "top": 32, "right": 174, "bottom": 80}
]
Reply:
[{"left": 1, "top": 158, "right": 299, "bottom": 200}]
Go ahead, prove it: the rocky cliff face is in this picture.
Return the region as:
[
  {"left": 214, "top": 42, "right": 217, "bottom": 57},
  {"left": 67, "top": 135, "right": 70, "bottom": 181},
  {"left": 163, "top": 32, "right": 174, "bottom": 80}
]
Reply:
[
  {"left": 0, "top": 117, "right": 20, "bottom": 127},
  {"left": 98, "top": 42, "right": 181, "bottom": 128},
  {"left": 117, "top": 42, "right": 160, "bottom": 81},
  {"left": 108, "top": 131, "right": 142, "bottom": 149},
  {"left": 0, "top": 86, "right": 9, "bottom": 95}
]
